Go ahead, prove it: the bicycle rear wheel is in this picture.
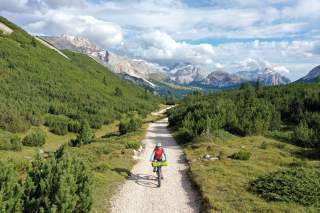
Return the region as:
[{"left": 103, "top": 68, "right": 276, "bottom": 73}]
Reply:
[{"left": 157, "top": 167, "right": 161, "bottom": 187}]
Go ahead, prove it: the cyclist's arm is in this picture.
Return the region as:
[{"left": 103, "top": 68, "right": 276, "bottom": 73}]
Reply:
[
  {"left": 163, "top": 150, "right": 168, "bottom": 161},
  {"left": 149, "top": 151, "right": 155, "bottom": 161}
]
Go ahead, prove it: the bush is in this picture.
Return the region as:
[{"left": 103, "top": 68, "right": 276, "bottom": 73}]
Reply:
[
  {"left": 67, "top": 120, "right": 81, "bottom": 133},
  {"left": 0, "top": 161, "right": 24, "bottom": 212},
  {"left": 291, "top": 120, "right": 315, "bottom": 147},
  {"left": 114, "top": 87, "right": 123, "bottom": 96},
  {"left": 69, "top": 120, "right": 93, "bottom": 147},
  {"left": 44, "top": 115, "right": 69, "bottom": 135},
  {"left": 22, "top": 129, "right": 46, "bottom": 147},
  {"left": 23, "top": 152, "right": 92, "bottom": 212},
  {"left": 119, "top": 113, "right": 142, "bottom": 135},
  {"left": 0, "top": 135, "right": 22, "bottom": 151},
  {"left": 176, "top": 128, "right": 194, "bottom": 143},
  {"left": 230, "top": 150, "right": 251, "bottom": 160},
  {"left": 125, "top": 141, "right": 140, "bottom": 150},
  {"left": 249, "top": 168, "right": 320, "bottom": 206},
  {"left": 9, "top": 135, "right": 22, "bottom": 151}
]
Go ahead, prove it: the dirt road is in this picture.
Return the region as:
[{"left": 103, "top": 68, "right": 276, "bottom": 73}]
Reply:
[{"left": 110, "top": 116, "right": 200, "bottom": 213}]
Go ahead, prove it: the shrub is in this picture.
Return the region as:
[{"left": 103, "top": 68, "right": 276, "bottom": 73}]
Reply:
[
  {"left": 69, "top": 120, "right": 93, "bottom": 147},
  {"left": 291, "top": 120, "right": 315, "bottom": 147},
  {"left": 22, "top": 129, "right": 46, "bottom": 147},
  {"left": 9, "top": 135, "right": 22, "bottom": 151},
  {"left": 125, "top": 141, "right": 140, "bottom": 150},
  {"left": 119, "top": 113, "right": 142, "bottom": 135},
  {"left": 176, "top": 128, "right": 194, "bottom": 143},
  {"left": 114, "top": 87, "right": 123, "bottom": 96},
  {"left": 230, "top": 150, "right": 251, "bottom": 160},
  {"left": 23, "top": 153, "right": 92, "bottom": 212},
  {"left": 0, "top": 161, "right": 24, "bottom": 212},
  {"left": 67, "top": 120, "right": 81, "bottom": 133},
  {"left": 249, "top": 168, "right": 320, "bottom": 206},
  {"left": 26, "top": 113, "right": 43, "bottom": 126},
  {"left": 88, "top": 114, "right": 104, "bottom": 129},
  {"left": 44, "top": 115, "right": 69, "bottom": 135},
  {"left": 0, "top": 135, "right": 22, "bottom": 151}
]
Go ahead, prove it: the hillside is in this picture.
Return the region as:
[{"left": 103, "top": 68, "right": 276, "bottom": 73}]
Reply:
[
  {"left": 296, "top": 65, "right": 320, "bottom": 83},
  {"left": 168, "top": 82, "right": 320, "bottom": 212},
  {"left": 0, "top": 16, "right": 160, "bottom": 133}
]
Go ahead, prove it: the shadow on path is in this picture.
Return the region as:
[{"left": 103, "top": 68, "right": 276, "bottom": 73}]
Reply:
[{"left": 129, "top": 173, "right": 159, "bottom": 188}]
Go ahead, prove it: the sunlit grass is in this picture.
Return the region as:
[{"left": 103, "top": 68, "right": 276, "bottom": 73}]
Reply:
[{"left": 181, "top": 132, "right": 320, "bottom": 213}]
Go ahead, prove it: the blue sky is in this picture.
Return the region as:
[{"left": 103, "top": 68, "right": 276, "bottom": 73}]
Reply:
[{"left": 0, "top": 0, "right": 320, "bottom": 80}]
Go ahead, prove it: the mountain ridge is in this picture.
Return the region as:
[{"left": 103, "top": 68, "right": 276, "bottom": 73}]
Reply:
[
  {"left": 296, "top": 65, "right": 320, "bottom": 83},
  {"left": 41, "top": 35, "right": 291, "bottom": 90}
]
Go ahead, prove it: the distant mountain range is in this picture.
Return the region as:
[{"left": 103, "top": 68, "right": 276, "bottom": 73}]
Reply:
[
  {"left": 41, "top": 35, "right": 161, "bottom": 89},
  {"left": 168, "top": 62, "right": 291, "bottom": 88},
  {"left": 41, "top": 35, "right": 292, "bottom": 91},
  {"left": 296, "top": 65, "right": 320, "bottom": 83}
]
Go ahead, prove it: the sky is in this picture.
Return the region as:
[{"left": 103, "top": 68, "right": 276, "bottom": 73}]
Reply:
[{"left": 1, "top": 0, "right": 320, "bottom": 80}]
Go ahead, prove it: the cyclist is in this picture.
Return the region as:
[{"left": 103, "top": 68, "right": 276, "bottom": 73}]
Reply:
[{"left": 150, "top": 143, "right": 168, "bottom": 173}]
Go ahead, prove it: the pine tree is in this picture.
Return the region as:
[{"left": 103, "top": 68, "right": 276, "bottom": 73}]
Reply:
[
  {"left": 23, "top": 152, "right": 92, "bottom": 212},
  {"left": 69, "top": 120, "right": 93, "bottom": 147},
  {"left": 255, "top": 77, "right": 261, "bottom": 91},
  {"left": 0, "top": 161, "right": 23, "bottom": 213},
  {"left": 114, "top": 87, "right": 123, "bottom": 96},
  {"left": 78, "top": 120, "right": 93, "bottom": 145}
]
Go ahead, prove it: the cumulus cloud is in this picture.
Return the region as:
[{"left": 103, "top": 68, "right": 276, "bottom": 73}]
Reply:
[
  {"left": 226, "top": 58, "right": 290, "bottom": 75},
  {"left": 0, "top": 0, "right": 28, "bottom": 12},
  {"left": 25, "top": 13, "right": 123, "bottom": 48},
  {"left": 0, "top": 0, "right": 319, "bottom": 80},
  {"left": 120, "top": 31, "right": 215, "bottom": 65}
]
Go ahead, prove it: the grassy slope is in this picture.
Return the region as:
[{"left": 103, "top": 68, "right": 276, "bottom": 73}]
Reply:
[
  {"left": 0, "top": 105, "right": 165, "bottom": 213},
  {"left": 175, "top": 131, "right": 320, "bottom": 213},
  {"left": 0, "top": 16, "right": 164, "bottom": 212},
  {"left": 0, "top": 16, "right": 160, "bottom": 134}
]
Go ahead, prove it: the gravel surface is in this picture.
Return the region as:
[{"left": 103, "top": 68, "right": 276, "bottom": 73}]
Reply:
[{"left": 111, "top": 116, "right": 200, "bottom": 213}]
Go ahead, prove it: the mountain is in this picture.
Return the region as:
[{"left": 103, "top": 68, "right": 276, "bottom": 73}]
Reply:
[
  {"left": 169, "top": 64, "right": 206, "bottom": 84},
  {"left": 41, "top": 35, "right": 161, "bottom": 88},
  {"left": 0, "top": 16, "right": 160, "bottom": 133},
  {"left": 41, "top": 36, "right": 291, "bottom": 91},
  {"left": 203, "top": 70, "right": 242, "bottom": 88},
  {"left": 296, "top": 65, "right": 320, "bottom": 83},
  {"left": 167, "top": 63, "right": 290, "bottom": 88},
  {"left": 236, "top": 68, "right": 291, "bottom": 85}
]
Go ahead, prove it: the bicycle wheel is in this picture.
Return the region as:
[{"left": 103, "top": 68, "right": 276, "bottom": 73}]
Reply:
[{"left": 157, "top": 167, "right": 161, "bottom": 187}]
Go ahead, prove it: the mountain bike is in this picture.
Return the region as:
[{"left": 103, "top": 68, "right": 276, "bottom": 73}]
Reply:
[{"left": 152, "top": 161, "right": 168, "bottom": 187}]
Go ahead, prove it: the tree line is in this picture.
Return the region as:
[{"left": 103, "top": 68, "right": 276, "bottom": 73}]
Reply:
[{"left": 168, "top": 82, "right": 320, "bottom": 148}]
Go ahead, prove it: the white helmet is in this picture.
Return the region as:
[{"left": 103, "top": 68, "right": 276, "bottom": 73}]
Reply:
[{"left": 156, "top": 143, "right": 162, "bottom": 148}]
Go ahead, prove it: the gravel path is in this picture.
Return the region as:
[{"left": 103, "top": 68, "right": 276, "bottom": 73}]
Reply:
[{"left": 111, "top": 116, "right": 200, "bottom": 213}]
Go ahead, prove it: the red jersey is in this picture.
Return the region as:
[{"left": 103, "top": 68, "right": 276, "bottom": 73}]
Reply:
[{"left": 153, "top": 147, "right": 165, "bottom": 160}]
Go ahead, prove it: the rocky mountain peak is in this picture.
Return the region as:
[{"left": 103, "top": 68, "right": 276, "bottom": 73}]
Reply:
[{"left": 297, "top": 65, "right": 320, "bottom": 83}]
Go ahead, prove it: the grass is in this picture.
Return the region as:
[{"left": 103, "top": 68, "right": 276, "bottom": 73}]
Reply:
[
  {"left": 0, "top": 107, "right": 166, "bottom": 212},
  {"left": 178, "top": 130, "right": 320, "bottom": 213}
]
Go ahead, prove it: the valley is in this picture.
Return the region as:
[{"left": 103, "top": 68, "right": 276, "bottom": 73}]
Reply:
[{"left": 1, "top": 8, "right": 320, "bottom": 213}]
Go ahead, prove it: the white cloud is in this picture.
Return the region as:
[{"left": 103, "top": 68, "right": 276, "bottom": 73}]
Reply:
[
  {"left": 120, "top": 31, "right": 215, "bottom": 65},
  {"left": 0, "top": 0, "right": 28, "bottom": 12},
  {"left": 0, "top": 0, "right": 319, "bottom": 80},
  {"left": 226, "top": 58, "right": 290, "bottom": 75},
  {"left": 26, "top": 12, "right": 123, "bottom": 47}
]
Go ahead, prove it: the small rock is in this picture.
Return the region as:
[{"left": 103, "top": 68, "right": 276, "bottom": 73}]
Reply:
[
  {"left": 210, "top": 157, "right": 219, "bottom": 161},
  {"left": 203, "top": 154, "right": 211, "bottom": 160},
  {"left": 133, "top": 149, "right": 139, "bottom": 156}
]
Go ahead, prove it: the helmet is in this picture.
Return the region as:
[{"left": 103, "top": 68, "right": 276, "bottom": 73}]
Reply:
[{"left": 156, "top": 143, "right": 162, "bottom": 148}]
